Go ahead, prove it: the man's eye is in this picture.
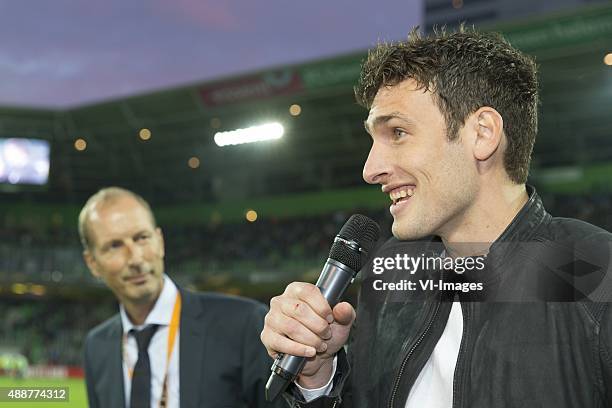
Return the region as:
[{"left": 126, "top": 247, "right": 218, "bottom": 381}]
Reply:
[
  {"left": 136, "top": 234, "right": 150, "bottom": 242},
  {"left": 110, "top": 241, "right": 123, "bottom": 249},
  {"left": 393, "top": 128, "right": 407, "bottom": 139}
]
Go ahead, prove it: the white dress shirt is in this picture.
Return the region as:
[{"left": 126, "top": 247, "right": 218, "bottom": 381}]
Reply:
[
  {"left": 297, "top": 302, "right": 463, "bottom": 408},
  {"left": 120, "top": 274, "right": 180, "bottom": 408}
]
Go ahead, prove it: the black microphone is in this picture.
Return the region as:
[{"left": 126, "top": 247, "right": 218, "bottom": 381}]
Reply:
[{"left": 265, "top": 214, "right": 380, "bottom": 401}]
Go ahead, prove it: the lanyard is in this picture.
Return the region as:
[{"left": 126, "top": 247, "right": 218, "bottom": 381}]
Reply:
[{"left": 123, "top": 292, "right": 182, "bottom": 408}]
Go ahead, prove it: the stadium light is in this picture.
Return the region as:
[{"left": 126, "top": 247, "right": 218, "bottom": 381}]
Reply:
[
  {"left": 604, "top": 53, "right": 612, "bottom": 66},
  {"left": 214, "top": 122, "right": 284, "bottom": 147},
  {"left": 289, "top": 104, "right": 302, "bottom": 116},
  {"left": 246, "top": 209, "right": 258, "bottom": 222},
  {"left": 74, "top": 138, "right": 87, "bottom": 151},
  {"left": 139, "top": 128, "right": 152, "bottom": 140},
  {"left": 188, "top": 156, "right": 200, "bottom": 169}
]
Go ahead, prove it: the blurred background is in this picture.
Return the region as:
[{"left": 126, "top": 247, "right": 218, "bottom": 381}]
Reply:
[{"left": 0, "top": 0, "right": 611, "bottom": 406}]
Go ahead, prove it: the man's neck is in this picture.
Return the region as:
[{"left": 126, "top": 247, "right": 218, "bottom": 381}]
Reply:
[
  {"left": 441, "top": 183, "right": 529, "bottom": 257},
  {"left": 124, "top": 300, "right": 156, "bottom": 326},
  {"left": 123, "top": 279, "right": 165, "bottom": 326}
]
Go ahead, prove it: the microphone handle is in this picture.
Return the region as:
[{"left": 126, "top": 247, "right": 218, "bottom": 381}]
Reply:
[
  {"left": 266, "top": 259, "right": 356, "bottom": 399},
  {"left": 316, "top": 258, "right": 358, "bottom": 304}
]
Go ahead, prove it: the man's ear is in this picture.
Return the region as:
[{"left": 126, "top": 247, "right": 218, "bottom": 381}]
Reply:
[
  {"left": 472, "top": 107, "right": 504, "bottom": 162},
  {"left": 83, "top": 250, "right": 100, "bottom": 279},
  {"left": 156, "top": 227, "right": 165, "bottom": 259}
]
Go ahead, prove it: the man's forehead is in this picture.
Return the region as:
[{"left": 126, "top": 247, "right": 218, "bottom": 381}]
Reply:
[
  {"left": 365, "top": 80, "right": 435, "bottom": 130},
  {"left": 91, "top": 196, "right": 140, "bottom": 218},
  {"left": 372, "top": 78, "right": 425, "bottom": 101},
  {"left": 89, "top": 197, "right": 153, "bottom": 234}
]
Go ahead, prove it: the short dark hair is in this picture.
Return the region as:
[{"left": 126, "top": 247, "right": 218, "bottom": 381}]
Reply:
[{"left": 355, "top": 26, "right": 539, "bottom": 183}]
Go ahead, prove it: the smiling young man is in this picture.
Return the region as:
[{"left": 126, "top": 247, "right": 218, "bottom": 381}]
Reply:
[
  {"left": 260, "top": 28, "right": 612, "bottom": 407},
  {"left": 80, "top": 187, "right": 283, "bottom": 408}
]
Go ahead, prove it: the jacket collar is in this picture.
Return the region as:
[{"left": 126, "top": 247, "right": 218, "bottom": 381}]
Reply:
[
  {"left": 483, "top": 184, "right": 552, "bottom": 279},
  {"left": 492, "top": 184, "right": 551, "bottom": 245},
  {"left": 443, "top": 185, "right": 551, "bottom": 289}
]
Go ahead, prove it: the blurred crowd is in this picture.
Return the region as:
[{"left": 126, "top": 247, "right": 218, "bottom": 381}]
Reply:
[
  {"left": 0, "top": 208, "right": 393, "bottom": 285},
  {"left": 3, "top": 192, "right": 611, "bottom": 285},
  {"left": 0, "top": 299, "right": 114, "bottom": 367},
  {"left": 0, "top": 192, "right": 610, "bottom": 366}
]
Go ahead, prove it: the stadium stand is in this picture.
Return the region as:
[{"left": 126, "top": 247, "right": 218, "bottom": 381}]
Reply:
[{"left": 0, "top": 192, "right": 611, "bottom": 368}]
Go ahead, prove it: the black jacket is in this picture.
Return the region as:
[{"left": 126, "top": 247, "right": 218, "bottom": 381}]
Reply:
[{"left": 286, "top": 187, "right": 612, "bottom": 407}]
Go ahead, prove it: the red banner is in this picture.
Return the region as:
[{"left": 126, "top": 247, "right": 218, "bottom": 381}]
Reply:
[{"left": 199, "top": 70, "right": 303, "bottom": 106}]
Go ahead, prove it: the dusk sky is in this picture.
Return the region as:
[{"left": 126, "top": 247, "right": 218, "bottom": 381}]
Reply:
[{"left": 0, "top": 0, "right": 422, "bottom": 108}]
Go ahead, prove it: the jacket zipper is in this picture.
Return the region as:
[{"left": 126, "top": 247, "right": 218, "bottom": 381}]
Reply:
[
  {"left": 388, "top": 302, "right": 441, "bottom": 408},
  {"left": 451, "top": 301, "right": 468, "bottom": 408}
]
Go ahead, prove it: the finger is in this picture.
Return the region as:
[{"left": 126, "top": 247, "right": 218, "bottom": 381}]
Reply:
[
  {"left": 275, "top": 296, "right": 332, "bottom": 339},
  {"left": 270, "top": 312, "right": 329, "bottom": 352},
  {"left": 261, "top": 329, "right": 317, "bottom": 358},
  {"left": 331, "top": 302, "right": 356, "bottom": 326},
  {"left": 284, "top": 282, "right": 333, "bottom": 322}
]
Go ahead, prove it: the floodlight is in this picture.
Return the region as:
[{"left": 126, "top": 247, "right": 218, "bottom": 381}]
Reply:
[{"left": 214, "top": 123, "right": 284, "bottom": 147}]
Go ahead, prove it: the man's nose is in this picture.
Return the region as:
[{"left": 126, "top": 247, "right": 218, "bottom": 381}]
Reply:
[
  {"left": 363, "top": 142, "right": 390, "bottom": 185},
  {"left": 126, "top": 240, "right": 144, "bottom": 266}
]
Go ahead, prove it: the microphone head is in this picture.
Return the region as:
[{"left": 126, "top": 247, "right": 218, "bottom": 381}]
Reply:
[{"left": 328, "top": 214, "right": 381, "bottom": 271}]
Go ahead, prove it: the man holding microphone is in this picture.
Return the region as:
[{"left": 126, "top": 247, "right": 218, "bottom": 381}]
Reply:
[{"left": 261, "top": 28, "right": 612, "bottom": 407}]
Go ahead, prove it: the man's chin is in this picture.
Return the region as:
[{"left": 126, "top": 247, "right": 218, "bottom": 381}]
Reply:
[
  {"left": 125, "top": 292, "right": 156, "bottom": 308},
  {"left": 126, "top": 280, "right": 160, "bottom": 303},
  {"left": 392, "top": 222, "right": 429, "bottom": 241}
]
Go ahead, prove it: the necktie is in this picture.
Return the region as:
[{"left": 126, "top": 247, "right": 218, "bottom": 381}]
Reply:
[{"left": 130, "top": 324, "right": 158, "bottom": 408}]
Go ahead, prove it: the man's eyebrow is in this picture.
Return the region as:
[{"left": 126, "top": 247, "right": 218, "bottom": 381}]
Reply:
[
  {"left": 100, "top": 238, "right": 120, "bottom": 250},
  {"left": 364, "top": 112, "right": 417, "bottom": 134}
]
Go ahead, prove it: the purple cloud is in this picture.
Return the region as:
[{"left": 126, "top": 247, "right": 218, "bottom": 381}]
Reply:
[{"left": 0, "top": 0, "right": 422, "bottom": 107}]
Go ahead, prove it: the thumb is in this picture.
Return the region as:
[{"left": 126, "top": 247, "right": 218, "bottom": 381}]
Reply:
[{"left": 332, "top": 302, "right": 355, "bottom": 326}]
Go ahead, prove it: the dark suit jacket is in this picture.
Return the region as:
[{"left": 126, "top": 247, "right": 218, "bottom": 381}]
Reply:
[{"left": 84, "top": 289, "right": 282, "bottom": 408}]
